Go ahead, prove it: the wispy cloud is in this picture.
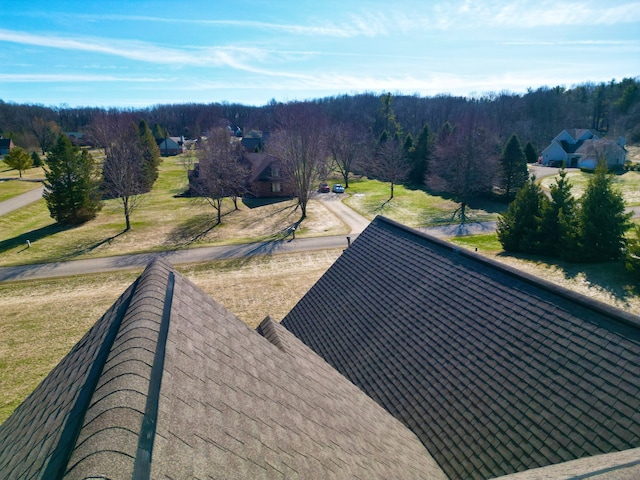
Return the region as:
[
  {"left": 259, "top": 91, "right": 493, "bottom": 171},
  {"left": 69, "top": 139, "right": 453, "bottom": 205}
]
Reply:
[
  {"left": 23, "top": 12, "right": 374, "bottom": 38},
  {"left": 0, "top": 73, "right": 169, "bottom": 82},
  {"left": 0, "top": 28, "right": 292, "bottom": 72},
  {"left": 388, "top": 1, "right": 640, "bottom": 31},
  {"left": 490, "top": 1, "right": 640, "bottom": 28}
]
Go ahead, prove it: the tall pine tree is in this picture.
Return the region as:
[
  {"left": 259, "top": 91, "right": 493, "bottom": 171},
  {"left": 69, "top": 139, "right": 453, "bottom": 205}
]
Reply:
[
  {"left": 500, "top": 134, "right": 528, "bottom": 199},
  {"left": 43, "top": 135, "right": 102, "bottom": 225},
  {"left": 540, "top": 169, "right": 579, "bottom": 258},
  {"left": 138, "top": 120, "right": 162, "bottom": 192},
  {"left": 497, "top": 176, "right": 544, "bottom": 253},
  {"left": 578, "top": 161, "right": 631, "bottom": 261},
  {"left": 408, "top": 124, "right": 433, "bottom": 185}
]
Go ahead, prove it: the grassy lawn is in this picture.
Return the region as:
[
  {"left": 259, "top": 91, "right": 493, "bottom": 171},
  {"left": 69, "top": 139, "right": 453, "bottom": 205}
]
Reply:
[
  {"left": 0, "top": 154, "right": 347, "bottom": 266},
  {"left": 0, "top": 249, "right": 342, "bottom": 423},
  {"left": 0, "top": 179, "right": 41, "bottom": 202},
  {"left": 539, "top": 170, "right": 640, "bottom": 206},
  {"left": 343, "top": 177, "right": 505, "bottom": 227},
  {"left": 450, "top": 233, "right": 640, "bottom": 316},
  {"left": 0, "top": 160, "right": 46, "bottom": 181},
  {"left": 0, "top": 159, "right": 45, "bottom": 203}
]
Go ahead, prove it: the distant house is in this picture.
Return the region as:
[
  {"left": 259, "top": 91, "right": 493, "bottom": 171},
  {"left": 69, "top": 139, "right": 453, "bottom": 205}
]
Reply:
[
  {"left": 541, "top": 129, "right": 626, "bottom": 168},
  {"left": 241, "top": 130, "right": 270, "bottom": 152},
  {"left": 186, "top": 152, "right": 290, "bottom": 199},
  {"left": 575, "top": 138, "right": 627, "bottom": 170},
  {"left": 157, "top": 136, "right": 185, "bottom": 156},
  {"left": 0, "top": 138, "right": 14, "bottom": 156},
  {"left": 64, "top": 131, "right": 89, "bottom": 147},
  {"left": 244, "top": 152, "right": 291, "bottom": 197}
]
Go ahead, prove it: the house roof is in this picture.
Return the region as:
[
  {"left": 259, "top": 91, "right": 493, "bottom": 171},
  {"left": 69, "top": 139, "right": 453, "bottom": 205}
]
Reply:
[
  {"left": 282, "top": 216, "right": 640, "bottom": 480},
  {"left": 0, "top": 259, "right": 446, "bottom": 479},
  {"left": 576, "top": 138, "right": 626, "bottom": 157},
  {"left": 0, "top": 138, "right": 13, "bottom": 148},
  {"left": 245, "top": 152, "right": 280, "bottom": 182}
]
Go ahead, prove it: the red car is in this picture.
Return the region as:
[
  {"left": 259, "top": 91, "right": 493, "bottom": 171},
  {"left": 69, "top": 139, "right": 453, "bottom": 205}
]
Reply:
[{"left": 319, "top": 182, "right": 330, "bottom": 193}]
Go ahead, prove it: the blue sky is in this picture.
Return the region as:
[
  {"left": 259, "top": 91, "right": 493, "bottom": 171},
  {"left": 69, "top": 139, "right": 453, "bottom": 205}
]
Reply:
[{"left": 1, "top": 0, "right": 639, "bottom": 108}]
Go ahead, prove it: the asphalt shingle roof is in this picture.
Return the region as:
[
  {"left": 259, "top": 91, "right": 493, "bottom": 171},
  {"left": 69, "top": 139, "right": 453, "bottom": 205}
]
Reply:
[
  {"left": 0, "top": 259, "right": 446, "bottom": 479},
  {"left": 282, "top": 216, "right": 640, "bottom": 480}
]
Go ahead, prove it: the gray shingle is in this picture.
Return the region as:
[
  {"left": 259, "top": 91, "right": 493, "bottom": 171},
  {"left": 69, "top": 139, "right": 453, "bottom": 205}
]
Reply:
[{"left": 0, "top": 258, "right": 446, "bottom": 479}]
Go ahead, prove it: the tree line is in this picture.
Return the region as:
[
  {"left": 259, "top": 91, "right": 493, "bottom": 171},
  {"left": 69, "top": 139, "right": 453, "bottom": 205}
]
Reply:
[
  {"left": 1, "top": 78, "right": 639, "bottom": 155},
  {"left": 497, "top": 163, "right": 632, "bottom": 263}
]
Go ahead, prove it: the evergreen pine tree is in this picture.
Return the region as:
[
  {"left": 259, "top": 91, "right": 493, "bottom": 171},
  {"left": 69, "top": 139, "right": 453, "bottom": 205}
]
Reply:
[
  {"left": 497, "top": 177, "right": 544, "bottom": 252},
  {"left": 408, "top": 124, "right": 433, "bottom": 185},
  {"left": 625, "top": 225, "right": 640, "bottom": 277},
  {"left": 500, "top": 134, "right": 528, "bottom": 199},
  {"left": 524, "top": 141, "right": 537, "bottom": 164},
  {"left": 43, "top": 135, "right": 102, "bottom": 225},
  {"left": 578, "top": 161, "right": 631, "bottom": 260},
  {"left": 539, "top": 169, "right": 579, "bottom": 257},
  {"left": 138, "top": 120, "right": 162, "bottom": 192}
]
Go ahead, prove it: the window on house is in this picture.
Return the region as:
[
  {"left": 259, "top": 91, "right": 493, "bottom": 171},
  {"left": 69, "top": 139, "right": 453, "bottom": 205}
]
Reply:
[
  {"left": 271, "top": 165, "right": 280, "bottom": 178},
  {"left": 271, "top": 182, "right": 281, "bottom": 193}
]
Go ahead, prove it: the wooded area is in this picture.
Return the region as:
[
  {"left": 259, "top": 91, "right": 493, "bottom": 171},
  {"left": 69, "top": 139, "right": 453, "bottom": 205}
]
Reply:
[{"left": 1, "top": 78, "right": 638, "bottom": 155}]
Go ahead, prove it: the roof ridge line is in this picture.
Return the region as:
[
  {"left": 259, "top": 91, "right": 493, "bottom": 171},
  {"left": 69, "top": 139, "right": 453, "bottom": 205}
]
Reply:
[
  {"left": 374, "top": 215, "right": 640, "bottom": 329},
  {"left": 43, "top": 275, "right": 142, "bottom": 480},
  {"left": 133, "top": 270, "right": 175, "bottom": 479}
]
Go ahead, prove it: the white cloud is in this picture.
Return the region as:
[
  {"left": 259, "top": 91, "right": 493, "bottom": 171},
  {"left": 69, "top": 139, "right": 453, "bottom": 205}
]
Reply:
[
  {"left": 0, "top": 28, "right": 288, "bottom": 72},
  {"left": 384, "top": 1, "right": 640, "bottom": 31},
  {"left": 0, "top": 73, "right": 169, "bottom": 82}
]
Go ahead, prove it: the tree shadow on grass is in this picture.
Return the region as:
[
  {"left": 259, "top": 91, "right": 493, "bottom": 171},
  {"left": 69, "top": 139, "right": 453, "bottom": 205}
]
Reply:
[
  {"left": 58, "top": 230, "right": 127, "bottom": 261},
  {"left": 237, "top": 200, "right": 299, "bottom": 231},
  {"left": 496, "top": 251, "right": 640, "bottom": 307},
  {"left": 207, "top": 216, "right": 304, "bottom": 270},
  {"left": 242, "top": 197, "right": 293, "bottom": 209},
  {"left": 0, "top": 223, "right": 71, "bottom": 255},
  {"left": 167, "top": 213, "right": 220, "bottom": 246}
]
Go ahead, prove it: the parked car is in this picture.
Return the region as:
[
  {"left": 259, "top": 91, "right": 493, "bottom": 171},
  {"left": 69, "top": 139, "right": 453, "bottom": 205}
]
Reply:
[
  {"left": 319, "top": 182, "right": 330, "bottom": 193},
  {"left": 332, "top": 184, "right": 345, "bottom": 193}
]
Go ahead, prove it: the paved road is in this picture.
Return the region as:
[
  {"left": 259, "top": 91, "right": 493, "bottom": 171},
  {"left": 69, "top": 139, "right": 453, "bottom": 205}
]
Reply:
[
  {"left": 0, "top": 235, "right": 355, "bottom": 283},
  {"left": 0, "top": 184, "right": 44, "bottom": 216}
]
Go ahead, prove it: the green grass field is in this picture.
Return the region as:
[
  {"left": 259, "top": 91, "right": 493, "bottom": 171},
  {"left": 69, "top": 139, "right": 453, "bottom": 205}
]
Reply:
[
  {"left": 539, "top": 170, "right": 640, "bottom": 206},
  {"left": 343, "top": 177, "right": 505, "bottom": 226},
  {"left": 0, "top": 154, "right": 347, "bottom": 266}
]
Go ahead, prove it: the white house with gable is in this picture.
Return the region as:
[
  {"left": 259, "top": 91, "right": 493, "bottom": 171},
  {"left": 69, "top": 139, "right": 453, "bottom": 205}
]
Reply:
[{"left": 541, "top": 129, "right": 626, "bottom": 169}]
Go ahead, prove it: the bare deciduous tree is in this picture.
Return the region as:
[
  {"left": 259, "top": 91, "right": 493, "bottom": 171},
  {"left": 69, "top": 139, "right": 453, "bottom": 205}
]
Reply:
[
  {"left": 268, "top": 102, "right": 328, "bottom": 220},
  {"left": 327, "top": 123, "right": 371, "bottom": 188},
  {"left": 90, "top": 113, "right": 145, "bottom": 231},
  {"left": 428, "top": 109, "right": 498, "bottom": 223},
  {"left": 32, "top": 117, "right": 60, "bottom": 155},
  {"left": 374, "top": 130, "right": 409, "bottom": 200},
  {"left": 190, "top": 127, "right": 247, "bottom": 224}
]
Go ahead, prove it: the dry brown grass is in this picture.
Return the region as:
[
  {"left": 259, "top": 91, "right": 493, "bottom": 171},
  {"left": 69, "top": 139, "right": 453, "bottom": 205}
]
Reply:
[{"left": 0, "top": 249, "right": 342, "bottom": 423}]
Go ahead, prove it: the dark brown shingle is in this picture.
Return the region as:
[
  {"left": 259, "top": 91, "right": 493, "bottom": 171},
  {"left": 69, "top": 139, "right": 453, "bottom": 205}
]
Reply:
[{"left": 282, "top": 216, "right": 640, "bottom": 480}]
